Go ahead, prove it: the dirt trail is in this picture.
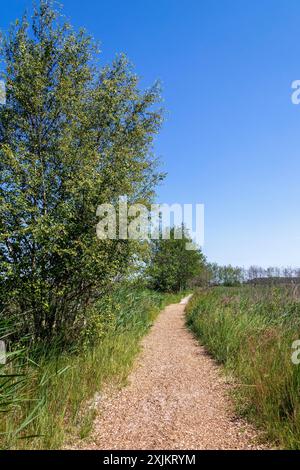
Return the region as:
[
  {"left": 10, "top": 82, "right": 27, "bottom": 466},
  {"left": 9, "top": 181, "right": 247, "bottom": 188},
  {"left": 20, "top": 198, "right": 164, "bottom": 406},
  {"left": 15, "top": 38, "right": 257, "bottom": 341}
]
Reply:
[{"left": 78, "top": 298, "right": 262, "bottom": 450}]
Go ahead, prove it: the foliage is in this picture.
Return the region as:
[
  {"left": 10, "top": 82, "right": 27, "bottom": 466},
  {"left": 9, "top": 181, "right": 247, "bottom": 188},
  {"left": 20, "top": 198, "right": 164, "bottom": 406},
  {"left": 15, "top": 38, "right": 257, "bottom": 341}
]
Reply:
[
  {"left": 147, "top": 226, "right": 206, "bottom": 292},
  {"left": 208, "top": 263, "right": 244, "bottom": 286},
  {"left": 0, "top": 0, "right": 164, "bottom": 343}
]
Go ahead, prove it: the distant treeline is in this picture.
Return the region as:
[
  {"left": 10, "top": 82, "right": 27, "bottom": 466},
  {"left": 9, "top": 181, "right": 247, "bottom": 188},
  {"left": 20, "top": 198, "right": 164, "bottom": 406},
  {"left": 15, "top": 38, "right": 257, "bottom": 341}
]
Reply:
[{"left": 191, "top": 263, "right": 300, "bottom": 287}]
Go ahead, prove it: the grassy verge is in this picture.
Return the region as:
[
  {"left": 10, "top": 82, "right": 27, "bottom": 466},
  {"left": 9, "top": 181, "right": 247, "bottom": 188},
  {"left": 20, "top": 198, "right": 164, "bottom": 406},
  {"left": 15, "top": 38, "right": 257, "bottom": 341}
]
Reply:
[
  {"left": 0, "top": 287, "right": 183, "bottom": 449},
  {"left": 186, "top": 286, "right": 300, "bottom": 449}
]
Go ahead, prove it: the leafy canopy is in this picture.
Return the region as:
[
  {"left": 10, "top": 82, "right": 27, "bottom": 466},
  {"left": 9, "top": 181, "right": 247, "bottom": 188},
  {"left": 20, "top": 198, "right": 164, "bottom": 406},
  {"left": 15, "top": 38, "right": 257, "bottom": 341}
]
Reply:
[
  {"left": 0, "top": 0, "right": 163, "bottom": 342},
  {"left": 148, "top": 227, "right": 206, "bottom": 292}
]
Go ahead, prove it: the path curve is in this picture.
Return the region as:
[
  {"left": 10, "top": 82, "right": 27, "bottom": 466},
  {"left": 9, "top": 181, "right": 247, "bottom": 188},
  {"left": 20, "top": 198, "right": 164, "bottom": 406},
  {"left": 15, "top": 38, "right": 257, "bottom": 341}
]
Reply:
[{"left": 79, "top": 298, "right": 262, "bottom": 450}]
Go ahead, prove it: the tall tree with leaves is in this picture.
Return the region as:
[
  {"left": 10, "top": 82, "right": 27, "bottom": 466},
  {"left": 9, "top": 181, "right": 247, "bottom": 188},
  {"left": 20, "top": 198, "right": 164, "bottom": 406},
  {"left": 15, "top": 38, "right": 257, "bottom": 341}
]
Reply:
[
  {"left": 148, "top": 227, "right": 206, "bottom": 292},
  {"left": 0, "top": 0, "right": 163, "bottom": 342}
]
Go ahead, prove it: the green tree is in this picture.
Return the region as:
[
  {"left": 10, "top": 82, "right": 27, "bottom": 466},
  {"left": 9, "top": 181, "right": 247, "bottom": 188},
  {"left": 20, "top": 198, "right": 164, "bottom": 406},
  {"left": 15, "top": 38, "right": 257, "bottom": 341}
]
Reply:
[
  {"left": 0, "top": 1, "right": 163, "bottom": 343},
  {"left": 207, "top": 263, "right": 244, "bottom": 286},
  {"left": 148, "top": 227, "right": 206, "bottom": 292}
]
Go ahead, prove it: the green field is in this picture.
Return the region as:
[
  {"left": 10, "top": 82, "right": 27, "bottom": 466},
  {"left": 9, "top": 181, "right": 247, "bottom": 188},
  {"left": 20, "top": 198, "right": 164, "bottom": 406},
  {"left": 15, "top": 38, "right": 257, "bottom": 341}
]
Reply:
[{"left": 186, "top": 285, "right": 300, "bottom": 449}]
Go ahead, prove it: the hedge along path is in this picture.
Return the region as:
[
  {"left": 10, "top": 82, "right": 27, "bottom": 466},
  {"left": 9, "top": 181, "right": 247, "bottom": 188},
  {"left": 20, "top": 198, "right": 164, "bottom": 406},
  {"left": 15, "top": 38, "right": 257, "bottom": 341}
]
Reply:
[{"left": 76, "top": 296, "right": 264, "bottom": 450}]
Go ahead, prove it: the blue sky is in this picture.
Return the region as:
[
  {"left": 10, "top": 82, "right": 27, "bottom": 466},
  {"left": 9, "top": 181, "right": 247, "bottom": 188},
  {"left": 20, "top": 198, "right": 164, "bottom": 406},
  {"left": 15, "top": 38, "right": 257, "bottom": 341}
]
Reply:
[{"left": 2, "top": 0, "right": 300, "bottom": 267}]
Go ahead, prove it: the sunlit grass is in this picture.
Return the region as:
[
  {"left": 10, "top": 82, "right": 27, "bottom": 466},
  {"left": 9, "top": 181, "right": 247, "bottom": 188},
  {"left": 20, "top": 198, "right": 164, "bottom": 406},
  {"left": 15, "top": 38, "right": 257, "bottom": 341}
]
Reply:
[
  {"left": 0, "top": 287, "right": 183, "bottom": 449},
  {"left": 186, "top": 286, "right": 300, "bottom": 449}
]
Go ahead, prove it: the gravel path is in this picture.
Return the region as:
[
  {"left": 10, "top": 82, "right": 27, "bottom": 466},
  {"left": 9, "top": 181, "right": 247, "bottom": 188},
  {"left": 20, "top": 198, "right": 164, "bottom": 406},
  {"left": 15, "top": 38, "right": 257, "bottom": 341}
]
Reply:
[{"left": 79, "top": 298, "right": 262, "bottom": 450}]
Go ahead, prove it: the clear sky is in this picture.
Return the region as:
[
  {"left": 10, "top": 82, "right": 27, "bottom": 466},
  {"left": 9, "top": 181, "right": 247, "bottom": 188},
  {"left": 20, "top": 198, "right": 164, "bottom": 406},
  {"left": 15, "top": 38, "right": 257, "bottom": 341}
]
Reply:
[{"left": 2, "top": 0, "right": 300, "bottom": 268}]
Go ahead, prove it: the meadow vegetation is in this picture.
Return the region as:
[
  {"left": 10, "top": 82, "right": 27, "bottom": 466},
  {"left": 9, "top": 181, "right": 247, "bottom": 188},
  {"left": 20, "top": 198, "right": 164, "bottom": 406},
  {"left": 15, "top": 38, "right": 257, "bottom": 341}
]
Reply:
[{"left": 186, "top": 285, "right": 300, "bottom": 449}]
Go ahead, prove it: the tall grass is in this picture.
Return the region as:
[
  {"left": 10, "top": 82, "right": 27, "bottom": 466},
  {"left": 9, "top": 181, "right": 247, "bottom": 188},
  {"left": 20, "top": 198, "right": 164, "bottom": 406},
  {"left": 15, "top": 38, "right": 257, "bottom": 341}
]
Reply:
[
  {"left": 186, "top": 286, "right": 300, "bottom": 449},
  {"left": 0, "top": 286, "right": 182, "bottom": 449}
]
